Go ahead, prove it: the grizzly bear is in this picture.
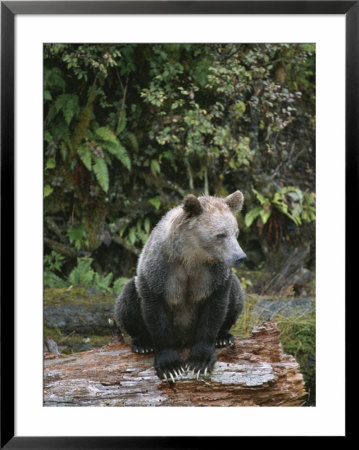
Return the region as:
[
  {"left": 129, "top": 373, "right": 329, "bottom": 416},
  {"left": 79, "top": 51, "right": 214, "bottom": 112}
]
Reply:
[{"left": 115, "top": 191, "right": 246, "bottom": 381}]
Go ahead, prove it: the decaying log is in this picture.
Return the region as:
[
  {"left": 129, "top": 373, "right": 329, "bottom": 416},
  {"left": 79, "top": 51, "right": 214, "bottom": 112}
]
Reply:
[{"left": 44, "top": 321, "right": 307, "bottom": 407}]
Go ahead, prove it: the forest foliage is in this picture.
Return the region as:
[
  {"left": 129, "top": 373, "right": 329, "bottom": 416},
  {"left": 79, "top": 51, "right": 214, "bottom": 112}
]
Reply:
[{"left": 44, "top": 43, "right": 315, "bottom": 293}]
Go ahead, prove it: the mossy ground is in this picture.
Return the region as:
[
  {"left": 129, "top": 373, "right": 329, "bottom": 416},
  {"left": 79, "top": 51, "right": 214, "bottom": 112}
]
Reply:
[
  {"left": 44, "top": 324, "right": 111, "bottom": 354},
  {"left": 44, "top": 286, "right": 115, "bottom": 306},
  {"left": 231, "top": 294, "right": 316, "bottom": 406},
  {"left": 44, "top": 287, "right": 115, "bottom": 354}
]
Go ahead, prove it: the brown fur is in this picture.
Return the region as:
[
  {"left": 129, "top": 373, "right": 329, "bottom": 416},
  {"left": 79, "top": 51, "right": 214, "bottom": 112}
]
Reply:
[{"left": 115, "top": 191, "right": 246, "bottom": 378}]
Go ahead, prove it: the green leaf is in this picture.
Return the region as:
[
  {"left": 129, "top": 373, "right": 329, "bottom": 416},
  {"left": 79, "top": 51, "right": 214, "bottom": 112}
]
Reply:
[
  {"left": 119, "top": 223, "right": 128, "bottom": 238},
  {"left": 95, "top": 126, "right": 118, "bottom": 144},
  {"left": 128, "top": 227, "right": 137, "bottom": 245},
  {"left": 151, "top": 159, "right": 161, "bottom": 175},
  {"left": 60, "top": 141, "right": 68, "bottom": 161},
  {"left": 68, "top": 257, "right": 94, "bottom": 285},
  {"left": 45, "top": 157, "right": 56, "bottom": 170},
  {"left": 94, "top": 272, "right": 113, "bottom": 292},
  {"left": 127, "top": 132, "right": 139, "bottom": 152},
  {"left": 44, "top": 185, "right": 53, "bottom": 198},
  {"left": 260, "top": 208, "right": 272, "bottom": 225},
  {"left": 193, "top": 57, "right": 212, "bottom": 87},
  {"left": 136, "top": 218, "right": 143, "bottom": 233},
  {"left": 77, "top": 145, "right": 92, "bottom": 171},
  {"left": 44, "top": 66, "right": 66, "bottom": 93},
  {"left": 283, "top": 212, "right": 301, "bottom": 226},
  {"left": 138, "top": 229, "right": 148, "bottom": 244},
  {"left": 54, "top": 94, "right": 68, "bottom": 112},
  {"left": 113, "top": 277, "right": 129, "bottom": 295},
  {"left": 163, "top": 150, "right": 177, "bottom": 171},
  {"left": 54, "top": 93, "right": 79, "bottom": 125},
  {"left": 63, "top": 95, "right": 79, "bottom": 125},
  {"left": 93, "top": 157, "right": 109, "bottom": 192},
  {"left": 44, "top": 131, "right": 52, "bottom": 143},
  {"left": 244, "top": 206, "right": 262, "bottom": 228},
  {"left": 287, "top": 190, "right": 303, "bottom": 202},
  {"left": 44, "top": 90, "right": 52, "bottom": 101},
  {"left": 44, "top": 271, "right": 67, "bottom": 289},
  {"left": 144, "top": 217, "right": 150, "bottom": 234},
  {"left": 103, "top": 272, "right": 113, "bottom": 286},
  {"left": 149, "top": 197, "right": 161, "bottom": 211},
  {"left": 117, "top": 111, "right": 127, "bottom": 135},
  {"left": 234, "top": 100, "right": 246, "bottom": 118},
  {"left": 252, "top": 189, "right": 267, "bottom": 205},
  {"left": 101, "top": 141, "right": 131, "bottom": 171},
  {"left": 67, "top": 224, "right": 87, "bottom": 243}
]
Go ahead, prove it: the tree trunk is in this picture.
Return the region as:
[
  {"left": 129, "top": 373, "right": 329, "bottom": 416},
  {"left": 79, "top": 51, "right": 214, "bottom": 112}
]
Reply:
[
  {"left": 44, "top": 321, "right": 307, "bottom": 407},
  {"left": 262, "top": 246, "right": 312, "bottom": 295}
]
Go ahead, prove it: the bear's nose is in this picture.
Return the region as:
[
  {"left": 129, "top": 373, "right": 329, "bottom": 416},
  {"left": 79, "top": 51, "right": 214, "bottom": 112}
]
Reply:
[{"left": 234, "top": 253, "right": 247, "bottom": 268}]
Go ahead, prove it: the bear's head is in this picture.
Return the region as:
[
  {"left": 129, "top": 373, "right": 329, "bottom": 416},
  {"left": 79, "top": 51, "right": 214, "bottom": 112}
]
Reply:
[{"left": 177, "top": 191, "right": 246, "bottom": 268}]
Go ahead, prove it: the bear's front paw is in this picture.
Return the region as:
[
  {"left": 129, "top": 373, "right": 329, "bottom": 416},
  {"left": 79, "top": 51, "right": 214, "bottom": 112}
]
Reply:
[
  {"left": 131, "top": 338, "right": 154, "bottom": 354},
  {"left": 154, "top": 349, "right": 184, "bottom": 382},
  {"left": 185, "top": 344, "right": 216, "bottom": 379},
  {"left": 215, "top": 332, "right": 235, "bottom": 348}
]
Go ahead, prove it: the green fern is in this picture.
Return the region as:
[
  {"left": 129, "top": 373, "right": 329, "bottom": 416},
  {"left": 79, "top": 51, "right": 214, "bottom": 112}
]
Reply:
[
  {"left": 93, "top": 272, "right": 114, "bottom": 292},
  {"left": 101, "top": 141, "right": 131, "bottom": 171},
  {"left": 54, "top": 93, "right": 80, "bottom": 125},
  {"left": 63, "top": 95, "right": 80, "bottom": 125},
  {"left": 44, "top": 66, "right": 66, "bottom": 93},
  {"left": 67, "top": 224, "right": 87, "bottom": 250},
  {"left": 93, "top": 157, "right": 109, "bottom": 192},
  {"left": 117, "top": 111, "right": 127, "bottom": 135},
  {"left": 151, "top": 159, "right": 161, "bottom": 175},
  {"left": 136, "top": 218, "right": 150, "bottom": 244},
  {"left": 66, "top": 257, "right": 128, "bottom": 295},
  {"left": 128, "top": 226, "right": 137, "bottom": 245},
  {"left": 77, "top": 145, "right": 92, "bottom": 171},
  {"left": 44, "top": 271, "right": 67, "bottom": 289},
  {"left": 245, "top": 206, "right": 263, "bottom": 228},
  {"left": 95, "top": 126, "right": 118, "bottom": 144},
  {"left": 68, "top": 257, "right": 95, "bottom": 286},
  {"left": 126, "top": 132, "right": 139, "bottom": 152},
  {"left": 113, "top": 277, "right": 129, "bottom": 295}
]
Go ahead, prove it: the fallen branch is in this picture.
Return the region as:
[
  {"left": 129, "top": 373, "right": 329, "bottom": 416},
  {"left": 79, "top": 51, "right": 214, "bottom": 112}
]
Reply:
[{"left": 44, "top": 321, "right": 307, "bottom": 407}]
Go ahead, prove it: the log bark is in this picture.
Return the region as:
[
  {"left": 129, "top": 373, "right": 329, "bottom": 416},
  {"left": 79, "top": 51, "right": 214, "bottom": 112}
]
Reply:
[{"left": 44, "top": 321, "right": 307, "bottom": 407}]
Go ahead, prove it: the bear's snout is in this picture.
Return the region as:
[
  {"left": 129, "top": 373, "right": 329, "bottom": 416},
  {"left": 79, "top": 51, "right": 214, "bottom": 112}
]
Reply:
[{"left": 233, "top": 252, "right": 247, "bottom": 268}]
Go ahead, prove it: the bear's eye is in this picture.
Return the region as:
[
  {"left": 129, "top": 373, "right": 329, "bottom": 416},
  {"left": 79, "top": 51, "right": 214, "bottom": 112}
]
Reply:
[{"left": 216, "top": 233, "right": 227, "bottom": 239}]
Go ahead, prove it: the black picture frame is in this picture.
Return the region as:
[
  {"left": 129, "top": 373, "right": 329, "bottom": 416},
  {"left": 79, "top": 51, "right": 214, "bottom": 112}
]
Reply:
[{"left": 1, "top": 1, "right": 353, "bottom": 447}]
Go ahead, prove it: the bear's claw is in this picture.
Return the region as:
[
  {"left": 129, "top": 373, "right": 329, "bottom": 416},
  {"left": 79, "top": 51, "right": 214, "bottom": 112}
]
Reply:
[
  {"left": 215, "top": 333, "right": 235, "bottom": 348},
  {"left": 155, "top": 349, "right": 184, "bottom": 382},
  {"left": 184, "top": 344, "right": 216, "bottom": 378},
  {"left": 156, "top": 348, "right": 216, "bottom": 382},
  {"left": 131, "top": 341, "right": 154, "bottom": 354},
  {"left": 160, "top": 365, "right": 212, "bottom": 382},
  {"left": 161, "top": 369, "right": 184, "bottom": 383},
  {"left": 185, "top": 364, "right": 212, "bottom": 378}
]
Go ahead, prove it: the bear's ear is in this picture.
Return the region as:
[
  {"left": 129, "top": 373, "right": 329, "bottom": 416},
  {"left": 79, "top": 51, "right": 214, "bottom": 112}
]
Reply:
[
  {"left": 225, "top": 190, "right": 244, "bottom": 212},
  {"left": 183, "top": 194, "right": 203, "bottom": 216}
]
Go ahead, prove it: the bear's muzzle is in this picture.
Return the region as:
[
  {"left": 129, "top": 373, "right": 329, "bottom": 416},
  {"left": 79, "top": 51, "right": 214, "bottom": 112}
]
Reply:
[{"left": 233, "top": 252, "right": 247, "bottom": 268}]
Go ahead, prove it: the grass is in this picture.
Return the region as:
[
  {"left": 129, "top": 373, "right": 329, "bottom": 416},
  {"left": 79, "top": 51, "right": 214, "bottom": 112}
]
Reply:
[{"left": 231, "top": 295, "right": 316, "bottom": 406}]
